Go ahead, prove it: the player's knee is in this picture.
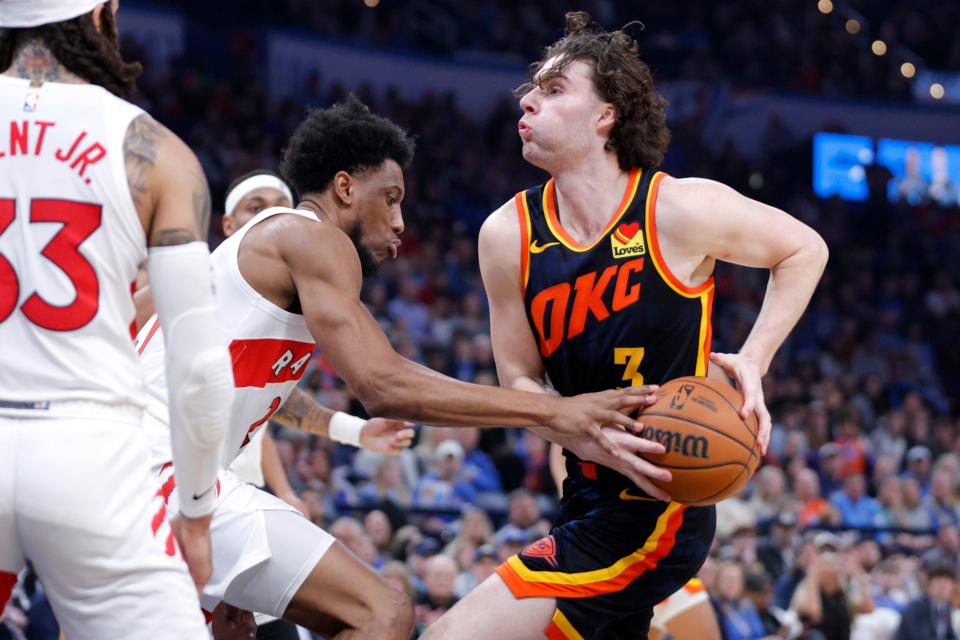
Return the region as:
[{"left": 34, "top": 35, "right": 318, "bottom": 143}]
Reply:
[{"left": 367, "top": 587, "right": 413, "bottom": 638}]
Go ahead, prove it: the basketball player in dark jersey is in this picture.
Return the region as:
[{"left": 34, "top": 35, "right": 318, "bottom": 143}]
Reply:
[{"left": 424, "top": 12, "right": 828, "bottom": 640}]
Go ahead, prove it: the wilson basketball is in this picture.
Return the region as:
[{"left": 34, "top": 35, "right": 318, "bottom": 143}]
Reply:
[{"left": 638, "top": 376, "right": 760, "bottom": 506}]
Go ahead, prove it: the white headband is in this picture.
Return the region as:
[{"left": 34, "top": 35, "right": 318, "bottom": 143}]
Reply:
[
  {"left": 224, "top": 174, "right": 294, "bottom": 216},
  {"left": 0, "top": 0, "right": 104, "bottom": 28}
]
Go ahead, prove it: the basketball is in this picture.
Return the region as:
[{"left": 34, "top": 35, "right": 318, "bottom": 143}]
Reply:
[{"left": 638, "top": 376, "right": 761, "bottom": 506}]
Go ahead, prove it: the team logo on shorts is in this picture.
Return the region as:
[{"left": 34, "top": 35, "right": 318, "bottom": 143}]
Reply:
[
  {"left": 611, "top": 222, "right": 645, "bottom": 259},
  {"left": 522, "top": 535, "right": 559, "bottom": 568}
]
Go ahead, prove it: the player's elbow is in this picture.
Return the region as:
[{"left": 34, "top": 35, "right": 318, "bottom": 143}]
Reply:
[
  {"left": 173, "top": 346, "right": 235, "bottom": 447},
  {"left": 353, "top": 370, "right": 401, "bottom": 418}
]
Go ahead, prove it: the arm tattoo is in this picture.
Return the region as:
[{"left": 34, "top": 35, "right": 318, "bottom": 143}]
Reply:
[
  {"left": 124, "top": 114, "right": 163, "bottom": 214},
  {"left": 151, "top": 228, "right": 198, "bottom": 247},
  {"left": 5, "top": 39, "right": 84, "bottom": 84},
  {"left": 275, "top": 388, "right": 327, "bottom": 434},
  {"left": 190, "top": 164, "right": 212, "bottom": 240}
]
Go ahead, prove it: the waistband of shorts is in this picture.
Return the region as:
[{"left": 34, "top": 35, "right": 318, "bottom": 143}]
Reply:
[{"left": 0, "top": 399, "right": 144, "bottom": 419}]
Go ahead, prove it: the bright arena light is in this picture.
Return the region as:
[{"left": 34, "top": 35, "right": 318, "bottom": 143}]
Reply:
[
  {"left": 901, "top": 62, "right": 916, "bottom": 78},
  {"left": 845, "top": 19, "right": 861, "bottom": 34},
  {"left": 363, "top": 0, "right": 379, "bottom": 6},
  {"left": 930, "top": 83, "right": 945, "bottom": 100},
  {"left": 817, "top": 0, "right": 833, "bottom": 14},
  {"left": 871, "top": 40, "right": 887, "bottom": 56}
]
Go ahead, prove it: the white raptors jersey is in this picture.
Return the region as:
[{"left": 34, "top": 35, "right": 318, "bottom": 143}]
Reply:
[
  {"left": 0, "top": 76, "right": 147, "bottom": 409},
  {"left": 650, "top": 577, "right": 709, "bottom": 631},
  {"left": 137, "top": 207, "right": 317, "bottom": 469}
]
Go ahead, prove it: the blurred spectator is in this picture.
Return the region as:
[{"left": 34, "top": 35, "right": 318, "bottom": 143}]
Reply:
[
  {"left": 454, "top": 428, "right": 502, "bottom": 496},
  {"left": 901, "top": 446, "right": 933, "bottom": 493},
  {"left": 791, "top": 552, "right": 874, "bottom": 640},
  {"left": 492, "top": 489, "right": 550, "bottom": 545},
  {"left": 413, "top": 440, "right": 476, "bottom": 517},
  {"left": 758, "top": 511, "right": 799, "bottom": 579},
  {"left": 359, "top": 456, "right": 413, "bottom": 508},
  {"left": 710, "top": 562, "right": 768, "bottom": 640},
  {"left": 830, "top": 473, "right": 885, "bottom": 528},
  {"left": 872, "top": 559, "right": 910, "bottom": 614},
  {"left": 744, "top": 569, "right": 792, "bottom": 638},
  {"left": 453, "top": 544, "right": 499, "bottom": 598},
  {"left": 414, "top": 555, "right": 459, "bottom": 635},
  {"left": 750, "top": 466, "right": 790, "bottom": 522},
  {"left": 793, "top": 468, "right": 830, "bottom": 527},
  {"left": 894, "top": 564, "right": 958, "bottom": 640}
]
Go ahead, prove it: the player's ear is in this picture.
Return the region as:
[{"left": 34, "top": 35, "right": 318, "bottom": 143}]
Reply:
[
  {"left": 597, "top": 103, "right": 617, "bottom": 137},
  {"left": 222, "top": 214, "right": 236, "bottom": 237},
  {"left": 91, "top": 2, "right": 109, "bottom": 33},
  {"left": 332, "top": 171, "right": 354, "bottom": 206}
]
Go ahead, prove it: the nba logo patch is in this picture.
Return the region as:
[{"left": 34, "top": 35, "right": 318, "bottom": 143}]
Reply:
[
  {"left": 23, "top": 93, "right": 40, "bottom": 112},
  {"left": 611, "top": 222, "right": 645, "bottom": 259}
]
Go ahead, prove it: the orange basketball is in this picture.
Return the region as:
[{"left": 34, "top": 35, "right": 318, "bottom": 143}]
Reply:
[{"left": 638, "top": 376, "right": 760, "bottom": 506}]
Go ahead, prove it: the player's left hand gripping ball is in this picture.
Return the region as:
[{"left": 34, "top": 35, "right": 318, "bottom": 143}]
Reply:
[
  {"left": 708, "top": 352, "right": 771, "bottom": 454},
  {"left": 361, "top": 419, "right": 416, "bottom": 454}
]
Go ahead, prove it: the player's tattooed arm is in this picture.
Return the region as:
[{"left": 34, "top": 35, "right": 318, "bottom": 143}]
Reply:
[
  {"left": 272, "top": 388, "right": 333, "bottom": 436},
  {"left": 124, "top": 113, "right": 212, "bottom": 246}
]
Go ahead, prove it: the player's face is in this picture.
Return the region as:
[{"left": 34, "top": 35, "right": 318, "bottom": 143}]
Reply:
[
  {"left": 352, "top": 159, "right": 405, "bottom": 273},
  {"left": 222, "top": 187, "right": 292, "bottom": 237},
  {"left": 518, "top": 58, "right": 614, "bottom": 172}
]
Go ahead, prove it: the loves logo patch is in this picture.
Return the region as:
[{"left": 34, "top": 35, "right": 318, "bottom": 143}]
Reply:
[
  {"left": 611, "top": 222, "right": 645, "bottom": 259},
  {"left": 521, "top": 535, "right": 559, "bottom": 568}
]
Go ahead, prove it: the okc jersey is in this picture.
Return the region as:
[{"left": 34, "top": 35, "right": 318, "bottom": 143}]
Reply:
[
  {"left": 519, "top": 167, "right": 714, "bottom": 489},
  {"left": 496, "top": 169, "right": 718, "bottom": 639},
  {"left": 137, "top": 207, "right": 317, "bottom": 469},
  {"left": 0, "top": 76, "right": 147, "bottom": 409}
]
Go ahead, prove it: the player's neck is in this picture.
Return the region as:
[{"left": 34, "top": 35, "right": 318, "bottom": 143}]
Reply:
[
  {"left": 551, "top": 152, "right": 629, "bottom": 232},
  {"left": 296, "top": 197, "right": 351, "bottom": 234},
  {"left": 3, "top": 38, "right": 87, "bottom": 85}
]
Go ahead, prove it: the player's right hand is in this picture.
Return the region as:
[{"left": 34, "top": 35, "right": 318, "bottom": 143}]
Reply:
[
  {"left": 171, "top": 512, "right": 213, "bottom": 593},
  {"left": 563, "top": 426, "right": 673, "bottom": 501},
  {"left": 550, "top": 386, "right": 660, "bottom": 458}
]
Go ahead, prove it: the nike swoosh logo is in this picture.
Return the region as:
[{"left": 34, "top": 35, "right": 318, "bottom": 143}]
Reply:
[
  {"left": 529, "top": 240, "right": 560, "bottom": 254},
  {"left": 192, "top": 486, "right": 215, "bottom": 501},
  {"left": 619, "top": 488, "right": 657, "bottom": 502}
]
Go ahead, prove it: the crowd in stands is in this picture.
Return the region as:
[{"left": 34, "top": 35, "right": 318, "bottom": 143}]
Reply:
[
  {"left": 151, "top": 0, "right": 960, "bottom": 101},
  {"left": 4, "top": 5, "right": 960, "bottom": 638}
]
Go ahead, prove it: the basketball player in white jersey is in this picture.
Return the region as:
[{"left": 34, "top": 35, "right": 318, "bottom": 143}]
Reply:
[
  {"left": 0, "top": 2, "right": 234, "bottom": 639},
  {"left": 136, "top": 96, "right": 668, "bottom": 638}
]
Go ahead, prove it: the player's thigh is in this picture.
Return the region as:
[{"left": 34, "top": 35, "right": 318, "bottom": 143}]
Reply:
[
  {"left": 220, "top": 507, "right": 336, "bottom": 620},
  {"left": 15, "top": 415, "right": 207, "bottom": 640},
  {"left": 421, "top": 572, "right": 556, "bottom": 640},
  {"left": 280, "top": 538, "right": 412, "bottom": 637}
]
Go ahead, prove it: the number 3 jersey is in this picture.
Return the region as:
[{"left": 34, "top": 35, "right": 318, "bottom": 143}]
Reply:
[
  {"left": 137, "top": 207, "right": 317, "bottom": 469},
  {"left": 519, "top": 168, "right": 715, "bottom": 465},
  {"left": 0, "top": 77, "right": 147, "bottom": 409}
]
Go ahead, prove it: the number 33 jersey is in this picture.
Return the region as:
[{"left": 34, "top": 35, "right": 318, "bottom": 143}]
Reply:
[
  {"left": 0, "top": 76, "right": 147, "bottom": 409},
  {"left": 517, "top": 168, "right": 715, "bottom": 398},
  {"left": 137, "top": 208, "right": 317, "bottom": 470}
]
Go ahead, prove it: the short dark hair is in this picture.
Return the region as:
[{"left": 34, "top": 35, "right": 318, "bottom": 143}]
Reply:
[
  {"left": 517, "top": 11, "right": 670, "bottom": 170},
  {"left": 0, "top": 10, "right": 142, "bottom": 97},
  {"left": 927, "top": 563, "right": 957, "bottom": 582},
  {"left": 280, "top": 96, "right": 415, "bottom": 196}
]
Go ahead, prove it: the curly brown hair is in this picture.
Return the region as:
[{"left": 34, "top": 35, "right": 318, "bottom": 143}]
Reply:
[
  {"left": 0, "top": 8, "right": 141, "bottom": 98},
  {"left": 517, "top": 11, "right": 670, "bottom": 170}
]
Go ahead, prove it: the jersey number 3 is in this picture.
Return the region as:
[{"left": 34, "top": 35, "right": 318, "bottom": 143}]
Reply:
[
  {"left": 0, "top": 198, "right": 102, "bottom": 330},
  {"left": 614, "top": 347, "right": 645, "bottom": 387}
]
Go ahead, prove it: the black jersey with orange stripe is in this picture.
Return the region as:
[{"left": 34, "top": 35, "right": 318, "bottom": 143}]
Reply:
[{"left": 516, "top": 168, "right": 715, "bottom": 488}]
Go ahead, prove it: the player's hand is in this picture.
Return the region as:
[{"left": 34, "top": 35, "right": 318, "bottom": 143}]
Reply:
[
  {"left": 212, "top": 602, "right": 256, "bottom": 639},
  {"left": 550, "top": 386, "right": 659, "bottom": 458},
  {"left": 360, "top": 418, "right": 416, "bottom": 454},
  {"left": 171, "top": 512, "right": 213, "bottom": 594},
  {"left": 278, "top": 490, "right": 311, "bottom": 519},
  {"left": 709, "top": 352, "right": 772, "bottom": 454},
  {"left": 563, "top": 426, "right": 673, "bottom": 501}
]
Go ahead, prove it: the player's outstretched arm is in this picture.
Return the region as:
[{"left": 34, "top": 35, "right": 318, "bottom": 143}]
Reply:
[
  {"left": 271, "top": 387, "right": 415, "bottom": 454},
  {"left": 658, "top": 177, "right": 829, "bottom": 454},
  {"left": 126, "top": 113, "right": 234, "bottom": 591},
  {"left": 280, "top": 217, "right": 642, "bottom": 457},
  {"left": 479, "top": 202, "right": 671, "bottom": 500}
]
